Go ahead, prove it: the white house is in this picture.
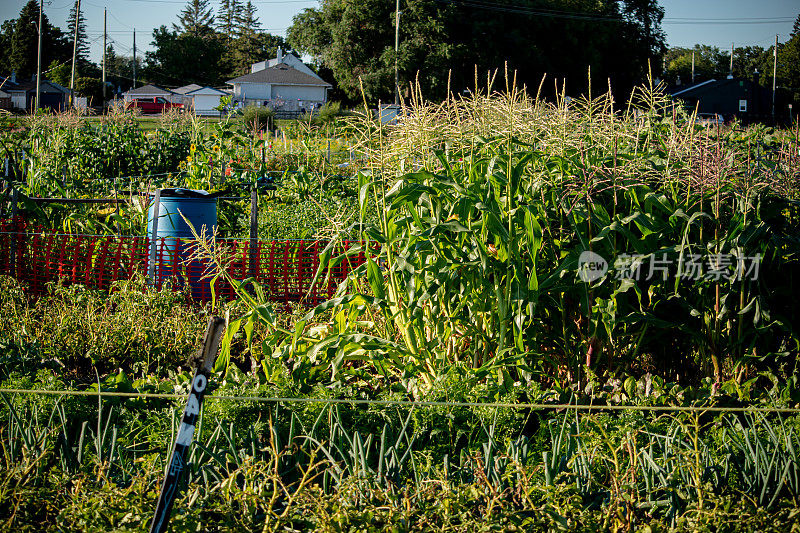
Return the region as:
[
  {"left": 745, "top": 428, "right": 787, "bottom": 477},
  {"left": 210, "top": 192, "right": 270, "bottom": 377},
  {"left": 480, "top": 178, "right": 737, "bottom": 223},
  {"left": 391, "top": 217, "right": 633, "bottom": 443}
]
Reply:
[
  {"left": 227, "top": 58, "right": 332, "bottom": 111},
  {"left": 174, "top": 84, "right": 230, "bottom": 116},
  {"left": 250, "top": 48, "right": 325, "bottom": 83}
]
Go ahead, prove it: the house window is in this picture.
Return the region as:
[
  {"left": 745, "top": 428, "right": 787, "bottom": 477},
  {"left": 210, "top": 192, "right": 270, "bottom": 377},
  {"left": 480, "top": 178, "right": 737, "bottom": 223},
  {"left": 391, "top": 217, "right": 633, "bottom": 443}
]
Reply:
[{"left": 739, "top": 99, "right": 747, "bottom": 112}]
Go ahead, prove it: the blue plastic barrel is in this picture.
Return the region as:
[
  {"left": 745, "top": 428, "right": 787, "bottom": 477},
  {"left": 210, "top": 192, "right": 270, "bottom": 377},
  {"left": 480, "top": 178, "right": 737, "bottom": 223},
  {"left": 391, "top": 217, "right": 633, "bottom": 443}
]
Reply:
[{"left": 147, "top": 189, "right": 217, "bottom": 298}]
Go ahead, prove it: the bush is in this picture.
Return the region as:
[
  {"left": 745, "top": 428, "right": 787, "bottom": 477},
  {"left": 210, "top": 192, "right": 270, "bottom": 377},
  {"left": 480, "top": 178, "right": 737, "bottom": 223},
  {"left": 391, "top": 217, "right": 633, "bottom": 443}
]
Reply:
[
  {"left": 298, "top": 101, "right": 342, "bottom": 126},
  {"left": 75, "top": 77, "right": 104, "bottom": 105},
  {"left": 315, "top": 101, "right": 342, "bottom": 125},
  {"left": 0, "top": 275, "right": 208, "bottom": 380},
  {"left": 241, "top": 104, "right": 274, "bottom": 132}
]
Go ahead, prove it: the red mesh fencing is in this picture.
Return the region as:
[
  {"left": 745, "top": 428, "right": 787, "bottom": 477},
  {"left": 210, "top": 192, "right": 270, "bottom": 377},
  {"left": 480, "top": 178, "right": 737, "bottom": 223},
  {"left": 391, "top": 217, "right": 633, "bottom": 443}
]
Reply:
[{"left": 0, "top": 219, "right": 367, "bottom": 305}]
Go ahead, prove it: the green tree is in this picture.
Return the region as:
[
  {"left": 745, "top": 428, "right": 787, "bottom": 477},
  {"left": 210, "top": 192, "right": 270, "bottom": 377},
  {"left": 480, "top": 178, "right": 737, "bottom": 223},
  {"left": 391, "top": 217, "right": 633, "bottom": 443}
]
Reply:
[
  {"left": 75, "top": 76, "right": 103, "bottom": 103},
  {"left": 257, "top": 33, "right": 287, "bottom": 61},
  {"left": 778, "top": 14, "right": 800, "bottom": 105},
  {"left": 732, "top": 46, "right": 772, "bottom": 80},
  {"left": 0, "top": 20, "right": 15, "bottom": 75},
  {"left": 145, "top": 25, "right": 223, "bottom": 85},
  {"left": 174, "top": 0, "right": 215, "bottom": 37},
  {"left": 287, "top": 0, "right": 666, "bottom": 103},
  {"left": 9, "top": 0, "right": 70, "bottom": 81},
  {"left": 103, "top": 44, "right": 137, "bottom": 93},
  {"left": 662, "top": 44, "right": 777, "bottom": 87},
  {"left": 66, "top": 1, "right": 100, "bottom": 78},
  {"left": 286, "top": 8, "right": 327, "bottom": 59},
  {"left": 663, "top": 45, "right": 726, "bottom": 85},
  {"left": 232, "top": 0, "right": 261, "bottom": 74},
  {"left": 217, "top": 0, "right": 242, "bottom": 74},
  {"left": 66, "top": 1, "right": 89, "bottom": 63},
  {"left": 217, "top": 0, "right": 243, "bottom": 36},
  {"left": 46, "top": 59, "right": 71, "bottom": 86}
]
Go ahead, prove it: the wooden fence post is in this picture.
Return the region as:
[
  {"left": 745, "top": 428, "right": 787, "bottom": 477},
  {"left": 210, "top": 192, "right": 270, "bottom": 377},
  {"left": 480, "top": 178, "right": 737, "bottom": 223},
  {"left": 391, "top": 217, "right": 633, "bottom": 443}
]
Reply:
[
  {"left": 249, "top": 190, "right": 258, "bottom": 278},
  {"left": 1, "top": 157, "right": 7, "bottom": 218},
  {"left": 113, "top": 177, "right": 121, "bottom": 236},
  {"left": 148, "top": 189, "right": 161, "bottom": 286},
  {"left": 9, "top": 188, "right": 18, "bottom": 276},
  {"left": 149, "top": 316, "right": 225, "bottom": 533}
]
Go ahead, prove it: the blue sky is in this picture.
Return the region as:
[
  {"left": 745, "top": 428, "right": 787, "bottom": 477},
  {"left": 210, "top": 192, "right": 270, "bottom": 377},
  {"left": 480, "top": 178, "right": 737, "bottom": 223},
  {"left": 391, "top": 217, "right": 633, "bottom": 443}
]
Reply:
[{"left": 1, "top": 0, "right": 797, "bottom": 64}]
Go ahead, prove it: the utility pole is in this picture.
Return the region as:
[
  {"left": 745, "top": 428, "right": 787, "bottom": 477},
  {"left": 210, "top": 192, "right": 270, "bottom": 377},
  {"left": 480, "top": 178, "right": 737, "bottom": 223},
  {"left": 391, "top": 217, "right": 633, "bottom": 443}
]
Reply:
[
  {"left": 102, "top": 8, "right": 107, "bottom": 101},
  {"left": 772, "top": 34, "right": 778, "bottom": 121},
  {"left": 729, "top": 43, "right": 734, "bottom": 78},
  {"left": 691, "top": 50, "right": 695, "bottom": 84},
  {"left": 35, "top": 0, "right": 42, "bottom": 111},
  {"left": 394, "top": 0, "right": 400, "bottom": 105},
  {"left": 133, "top": 28, "right": 137, "bottom": 89},
  {"left": 69, "top": 0, "right": 81, "bottom": 109}
]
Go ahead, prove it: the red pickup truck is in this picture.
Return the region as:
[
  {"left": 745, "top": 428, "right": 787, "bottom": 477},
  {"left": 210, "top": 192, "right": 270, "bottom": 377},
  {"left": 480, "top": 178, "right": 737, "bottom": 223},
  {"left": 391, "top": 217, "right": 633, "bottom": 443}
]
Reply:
[{"left": 126, "top": 97, "right": 185, "bottom": 114}]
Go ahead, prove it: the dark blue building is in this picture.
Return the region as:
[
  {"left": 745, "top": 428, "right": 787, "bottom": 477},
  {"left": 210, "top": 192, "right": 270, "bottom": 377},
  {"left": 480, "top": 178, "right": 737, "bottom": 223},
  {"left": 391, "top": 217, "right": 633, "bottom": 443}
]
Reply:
[{"left": 670, "top": 75, "right": 789, "bottom": 125}]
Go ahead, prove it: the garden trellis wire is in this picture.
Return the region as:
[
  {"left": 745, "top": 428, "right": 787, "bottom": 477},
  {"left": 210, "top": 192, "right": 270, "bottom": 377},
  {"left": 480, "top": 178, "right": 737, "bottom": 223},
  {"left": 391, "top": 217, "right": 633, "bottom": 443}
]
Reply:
[
  {"left": 0, "top": 218, "right": 366, "bottom": 305},
  {"left": 1, "top": 387, "right": 800, "bottom": 414}
]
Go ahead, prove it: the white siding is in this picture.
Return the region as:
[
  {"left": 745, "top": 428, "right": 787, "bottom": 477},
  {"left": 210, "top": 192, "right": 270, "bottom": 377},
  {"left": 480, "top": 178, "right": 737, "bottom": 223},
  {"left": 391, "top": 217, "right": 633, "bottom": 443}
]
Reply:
[
  {"left": 270, "top": 85, "right": 326, "bottom": 103},
  {"left": 11, "top": 92, "right": 26, "bottom": 109},
  {"left": 238, "top": 82, "right": 271, "bottom": 101},
  {"left": 192, "top": 94, "right": 223, "bottom": 116}
]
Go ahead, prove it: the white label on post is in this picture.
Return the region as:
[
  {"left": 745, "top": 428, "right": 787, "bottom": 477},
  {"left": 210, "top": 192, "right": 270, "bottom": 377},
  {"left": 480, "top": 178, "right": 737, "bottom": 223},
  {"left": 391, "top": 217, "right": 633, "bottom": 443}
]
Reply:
[
  {"left": 185, "top": 394, "right": 200, "bottom": 416},
  {"left": 193, "top": 374, "right": 207, "bottom": 393},
  {"left": 175, "top": 422, "right": 196, "bottom": 446}
]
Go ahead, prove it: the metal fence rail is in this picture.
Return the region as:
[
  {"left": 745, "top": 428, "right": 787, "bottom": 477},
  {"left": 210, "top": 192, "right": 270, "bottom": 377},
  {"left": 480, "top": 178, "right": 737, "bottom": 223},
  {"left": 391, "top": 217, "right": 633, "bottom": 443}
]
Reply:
[{"left": 0, "top": 219, "right": 365, "bottom": 304}]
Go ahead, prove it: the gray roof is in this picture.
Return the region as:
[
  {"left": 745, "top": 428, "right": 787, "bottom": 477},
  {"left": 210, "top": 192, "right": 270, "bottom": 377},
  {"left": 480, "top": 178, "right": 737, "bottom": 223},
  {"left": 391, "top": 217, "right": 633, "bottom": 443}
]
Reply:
[
  {"left": 0, "top": 77, "right": 19, "bottom": 91},
  {"left": 173, "top": 83, "right": 203, "bottom": 95},
  {"left": 6, "top": 80, "right": 68, "bottom": 94},
  {"left": 227, "top": 64, "right": 331, "bottom": 87},
  {"left": 184, "top": 85, "right": 229, "bottom": 95},
  {"left": 123, "top": 84, "right": 175, "bottom": 96},
  {"left": 672, "top": 79, "right": 717, "bottom": 97}
]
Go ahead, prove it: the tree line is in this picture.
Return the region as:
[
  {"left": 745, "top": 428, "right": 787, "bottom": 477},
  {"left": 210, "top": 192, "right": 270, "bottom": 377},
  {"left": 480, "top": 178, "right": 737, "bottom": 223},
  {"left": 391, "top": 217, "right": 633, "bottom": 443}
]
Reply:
[
  {"left": 1, "top": 0, "right": 797, "bottom": 107},
  {"left": 287, "top": 0, "right": 667, "bottom": 103}
]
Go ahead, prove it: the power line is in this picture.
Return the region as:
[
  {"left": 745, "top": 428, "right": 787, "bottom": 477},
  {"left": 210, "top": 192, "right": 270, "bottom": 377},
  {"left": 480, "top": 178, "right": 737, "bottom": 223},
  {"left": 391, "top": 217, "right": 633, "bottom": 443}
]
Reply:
[
  {"left": 433, "top": 0, "right": 797, "bottom": 26},
  {"left": 663, "top": 20, "right": 794, "bottom": 26},
  {"left": 434, "top": 0, "right": 625, "bottom": 21},
  {"left": 109, "top": 10, "right": 133, "bottom": 30},
  {"left": 665, "top": 17, "right": 794, "bottom": 22}
]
